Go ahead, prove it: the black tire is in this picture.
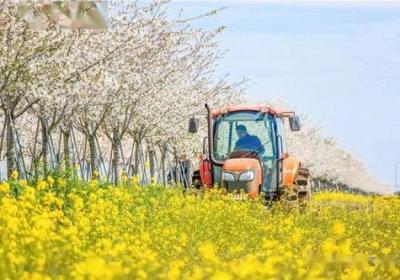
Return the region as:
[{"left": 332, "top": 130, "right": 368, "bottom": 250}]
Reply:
[
  {"left": 296, "top": 167, "right": 311, "bottom": 206},
  {"left": 192, "top": 170, "right": 202, "bottom": 189},
  {"left": 279, "top": 167, "right": 311, "bottom": 209}
]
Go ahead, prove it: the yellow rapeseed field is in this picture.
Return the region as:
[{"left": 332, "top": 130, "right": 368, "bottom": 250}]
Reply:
[{"left": 0, "top": 177, "right": 399, "bottom": 279}]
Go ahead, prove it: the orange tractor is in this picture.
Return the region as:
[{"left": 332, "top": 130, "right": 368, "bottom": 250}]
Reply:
[{"left": 189, "top": 104, "right": 311, "bottom": 204}]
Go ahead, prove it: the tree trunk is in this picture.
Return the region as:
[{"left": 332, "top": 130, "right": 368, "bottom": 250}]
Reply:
[
  {"left": 5, "top": 115, "right": 16, "bottom": 178},
  {"left": 62, "top": 127, "right": 71, "bottom": 177},
  {"left": 112, "top": 128, "right": 120, "bottom": 185},
  {"left": 88, "top": 134, "right": 97, "bottom": 179},
  {"left": 133, "top": 139, "right": 140, "bottom": 176},
  {"left": 127, "top": 140, "right": 135, "bottom": 177},
  {"left": 40, "top": 118, "right": 49, "bottom": 175},
  {"left": 159, "top": 144, "right": 167, "bottom": 185},
  {"left": 148, "top": 144, "right": 156, "bottom": 183},
  {"left": 174, "top": 152, "right": 181, "bottom": 185}
]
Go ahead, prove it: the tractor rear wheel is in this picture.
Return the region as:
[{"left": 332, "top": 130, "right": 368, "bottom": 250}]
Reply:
[
  {"left": 295, "top": 167, "right": 311, "bottom": 206},
  {"left": 280, "top": 167, "right": 311, "bottom": 209}
]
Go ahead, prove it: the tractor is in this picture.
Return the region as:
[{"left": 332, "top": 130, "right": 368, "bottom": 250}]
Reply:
[{"left": 189, "top": 104, "right": 311, "bottom": 204}]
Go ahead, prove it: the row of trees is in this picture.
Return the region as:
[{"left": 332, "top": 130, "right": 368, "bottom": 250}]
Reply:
[{"left": 0, "top": 0, "right": 243, "bottom": 183}]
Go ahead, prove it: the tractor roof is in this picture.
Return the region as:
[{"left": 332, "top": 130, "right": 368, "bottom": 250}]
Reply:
[{"left": 211, "top": 105, "right": 293, "bottom": 118}]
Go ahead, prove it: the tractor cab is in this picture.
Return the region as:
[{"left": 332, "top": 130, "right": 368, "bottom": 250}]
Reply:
[
  {"left": 213, "top": 110, "right": 279, "bottom": 195},
  {"left": 189, "top": 104, "right": 304, "bottom": 200}
]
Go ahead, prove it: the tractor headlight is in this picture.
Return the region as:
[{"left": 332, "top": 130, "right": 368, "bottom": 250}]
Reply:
[
  {"left": 238, "top": 170, "right": 255, "bottom": 182},
  {"left": 223, "top": 172, "right": 235, "bottom": 181}
]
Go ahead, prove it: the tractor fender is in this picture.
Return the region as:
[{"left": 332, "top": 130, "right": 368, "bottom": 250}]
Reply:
[
  {"left": 282, "top": 157, "right": 301, "bottom": 185},
  {"left": 199, "top": 158, "right": 212, "bottom": 188}
]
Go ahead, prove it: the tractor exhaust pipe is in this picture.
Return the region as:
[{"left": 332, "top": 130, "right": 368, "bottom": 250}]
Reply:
[{"left": 205, "top": 104, "right": 224, "bottom": 167}]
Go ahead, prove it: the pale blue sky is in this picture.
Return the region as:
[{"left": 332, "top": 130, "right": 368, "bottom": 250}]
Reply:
[{"left": 170, "top": 1, "right": 400, "bottom": 189}]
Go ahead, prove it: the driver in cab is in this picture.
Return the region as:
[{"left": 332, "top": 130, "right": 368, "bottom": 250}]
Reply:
[{"left": 234, "top": 125, "right": 265, "bottom": 155}]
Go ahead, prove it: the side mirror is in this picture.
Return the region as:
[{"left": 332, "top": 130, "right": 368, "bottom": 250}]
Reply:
[
  {"left": 289, "top": 115, "right": 301, "bottom": 131},
  {"left": 278, "top": 152, "right": 289, "bottom": 162},
  {"left": 188, "top": 117, "right": 200, "bottom": 133}
]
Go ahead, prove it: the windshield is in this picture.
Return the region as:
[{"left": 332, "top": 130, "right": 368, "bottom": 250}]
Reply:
[{"left": 214, "top": 111, "right": 276, "bottom": 161}]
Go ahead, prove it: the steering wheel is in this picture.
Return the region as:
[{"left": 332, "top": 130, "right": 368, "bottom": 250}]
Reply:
[{"left": 237, "top": 139, "right": 271, "bottom": 158}]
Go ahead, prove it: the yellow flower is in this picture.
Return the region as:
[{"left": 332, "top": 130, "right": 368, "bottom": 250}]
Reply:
[
  {"left": 211, "top": 271, "right": 233, "bottom": 280},
  {"left": 166, "top": 260, "right": 184, "bottom": 279},
  {"left": 229, "top": 244, "right": 243, "bottom": 255},
  {"left": 349, "top": 269, "right": 362, "bottom": 280},
  {"left": 23, "top": 186, "right": 36, "bottom": 199},
  {"left": 262, "top": 239, "right": 277, "bottom": 249},
  {"left": 131, "top": 175, "right": 140, "bottom": 186},
  {"left": 47, "top": 176, "right": 55, "bottom": 187},
  {"left": 18, "top": 179, "right": 28, "bottom": 187},
  {"left": 121, "top": 172, "right": 128, "bottom": 184},
  {"left": 74, "top": 256, "right": 112, "bottom": 279},
  {"left": 37, "top": 180, "right": 48, "bottom": 191},
  {"left": 338, "top": 239, "right": 352, "bottom": 256},
  {"left": 89, "top": 180, "right": 98, "bottom": 189},
  {"left": 381, "top": 247, "right": 391, "bottom": 255},
  {"left": 370, "top": 241, "right": 379, "bottom": 249},
  {"left": 10, "top": 170, "right": 19, "bottom": 180},
  {"left": 58, "top": 178, "right": 66, "bottom": 188},
  {"left": 21, "top": 272, "right": 51, "bottom": 280},
  {"left": 0, "top": 182, "right": 10, "bottom": 193},
  {"left": 322, "top": 240, "right": 337, "bottom": 256},
  {"left": 198, "top": 242, "right": 219, "bottom": 263},
  {"left": 332, "top": 220, "right": 346, "bottom": 236},
  {"left": 92, "top": 170, "right": 100, "bottom": 178},
  {"left": 290, "top": 230, "right": 302, "bottom": 243}
]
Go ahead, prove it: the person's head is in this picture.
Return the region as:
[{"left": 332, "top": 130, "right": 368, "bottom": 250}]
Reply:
[{"left": 236, "top": 124, "right": 248, "bottom": 138}]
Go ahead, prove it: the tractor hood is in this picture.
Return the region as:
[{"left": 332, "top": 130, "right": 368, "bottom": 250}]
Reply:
[{"left": 222, "top": 158, "right": 262, "bottom": 197}]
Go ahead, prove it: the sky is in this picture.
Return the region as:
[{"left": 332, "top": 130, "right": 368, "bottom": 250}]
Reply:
[{"left": 170, "top": 1, "right": 400, "bottom": 190}]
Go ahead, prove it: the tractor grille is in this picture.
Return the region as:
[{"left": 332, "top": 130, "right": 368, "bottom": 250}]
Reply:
[{"left": 226, "top": 181, "right": 248, "bottom": 193}]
